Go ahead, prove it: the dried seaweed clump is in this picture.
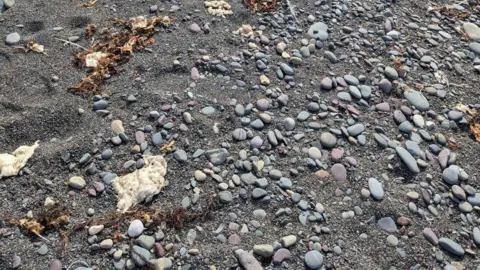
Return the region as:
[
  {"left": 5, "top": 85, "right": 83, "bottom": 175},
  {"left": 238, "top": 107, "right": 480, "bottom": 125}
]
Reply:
[
  {"left": 244, "top": 0, "right": 276, "bottom": 12},
  {"left": 112, "top": 155, "right": 167, "bottom": 212},
  {"left": 71, "top": 16, "right": 174, "bottom": 94},
  {"left": 428, "top": 4, "right": 470, "bottom": 19},
  {"left": 8, "top": 205, "right": 71, "bottom": 241}
]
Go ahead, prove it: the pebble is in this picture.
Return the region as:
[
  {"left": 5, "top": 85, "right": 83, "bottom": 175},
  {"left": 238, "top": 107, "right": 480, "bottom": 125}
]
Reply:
[
  {"left": 128, "top": 220, "right": 144, "bottom": 238},
  {"left": 68, "top": 176, "right": 86, "bottom": 189},
  {"left": 423, "top": 228, "right": 439, "bottom": 245},
  {"left": 320, "top": 77, "right": 333, "bottom": 90},
  {"left": 189, "top": 23, "right": 201, "bottom": 33},
  {"left": 173, "top": 149, "right": 188, "bottom": 162},
  {"left": 93, "top": 100, "right": 108, "bottom": 111},
  {"left": 154, "top": 258, "right": 172, "bottom": 270},
  {"left": 37, "top": 244, "right": 48, "bottom": 255},
  {"left": 219, "top": 191, "right": 233, "bottom": 203},
  {"left": 194, "top": 170, "right": 207, "bottom": 181},
  {"left": 236, "top": 250, "right": 262, "bottom": 270},
  {"left": 386, "top": 235, "right": 399, "bottom": 246},
  {"left": 136, "top": 235, "right": 155, "bottom": 249},
  {"left": 50, "top": 260, "right": 62, "bottom": 270},
  {"left": 347, "top": 124, "right": 365, "bottom": 137},
  {"left": 308, "top": 147, "right": 322, "bottom": 159},
  {"left": 443, "top": 166, "right": 459, "bottom": 185},
  {"left": 253, "top": 244, "right": 274, "bottom": 258},
  {"left": 396, "top": 147, "right": 420, "bottom": 173},
  {"left": 281, "top": 235, "right": 297, "bottom": 247},
  {"left": 131, "top": 246, "right": 150, "bottom": 266},
  {"left": 438, "top": 238, "right": 464, "bottom": 256},
  {"left": 378, "top": 217, "right": 397, "bottom": 233},
  {"left": 88, "top": 225, "right": 104, "bottom": 235},
  {"left": 304, "top": 250, "right": 323, "bottom": 269},
  {"left": 473, "top": 227, "right": 480, "bottom": 245},
  {"left": 320, "top": 132, "right": 336, "bottom": 148},
  {"left": 283, "top": 118, "right": 296, "bottom": 131},
  {"left": 308, "top": 22, "right": 328, "bottom": 40},
  {"left": 463, "top": 22, "right": 480, "bottom": 41},
  {"left": 378, "top": 79, "right": 392, "bottom": 93},
  {"left": 5, "top": 32, "right": 20, "bottom": 45},
  {"left": 201, "top": 106, "right": 215, "bottom": 116},
  {"left": 331, "top": 163, "right": 347, "bottom": 181},
  {"left": 273, "top": 248, "right": 291, "bottom": 264},
  {"left": 404, "top": 90, "right": 430, "bottom": 111},
  {"left": 100, "top": 239, "right": 113, "bottom": 249},
  {"left": 368, "top": 178, "right": 384, "bottom": 200}
]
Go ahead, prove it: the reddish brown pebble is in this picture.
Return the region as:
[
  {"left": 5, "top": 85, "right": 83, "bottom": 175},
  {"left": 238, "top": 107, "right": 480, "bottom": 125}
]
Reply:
[
  {"left": 93, "top": 182, "right": 105, "bottom": 193},
  {"left": 331, "top": 148, "right": 344, "bottom": 162},
  {"left": 273, "top": 248, "right": 291, "bottom": 264},
  {"left": 315, "top": 170, "right": 329, "bottom": 179},
  {"left": 87, "top": 188, "right": 97, "bottom": 197},
  {"left": 155, "top": 243, "right": 165, "bottom": 257},
  {"left": 228, "top": 234, "right": 241, "bottom": 245},
  {"left": 49, "top": 259, "right": 62, "bottom": 270},
  {"left": 397, "top": 217, "right": 412, "bottom": 226}
]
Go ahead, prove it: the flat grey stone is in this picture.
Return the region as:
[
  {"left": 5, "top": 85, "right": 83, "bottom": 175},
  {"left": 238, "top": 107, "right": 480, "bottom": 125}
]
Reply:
[
  {"left": 320, "top": 77, "right": 333, "bottom": 90},
  {"left": 136, "top": 235, "right": 155, "bottom": 250},
  {"left": 463, "top": 22, "right": 480, "bottom": 41},
  {"left": 473, "top": 227, "right": 480, "bottom": 245},
  {"left": 347, "top": 124, "right": 365, "bottom": 136},
  {"left": 337, "top": 92, "right": 351, "bottom": 102},
  {"left": 304, "top": 250, "right": 323, "bottom": 269},
  {"left": 235, "top": 249, "right": 263, "bottom": 270},
  {"left": 396, "top": 147, "right": 420, "bottom": 173},
  {"left": 443, "top": 166, "right": 459, "bottom": 185},
  {"left": 219, "top": 191, "right": 233, "bottom": 204},
  {"left": 297, "top": 111, "right": 310, "bottom": 121},
  {"left": 378, "top": 217, "right": 397, "bottom": 233},
  {"left": 359, "top": 85, "right": 372, "bottom": 98},
  {"left": 468, "top": 193, "right": 480, "bottom": 206},
  {"left": 283, "top": 117, "right": 296, "bottom": 131},
  {"left": 205, "top": 148, "right": 229, "bottom": 165},
  {"left": 130, "top": 246, "right": 151, "bottom": 266},
  {"left": 438, "top": 238, "right": 464, "bottom": 256},
  {"left": 5, "top": 32, "right": 20, "bottom": 45},
  {"left": 378, "top": 79, "right": 392, "bottom": 93},
  {"left": 201, "top": 106, "right": 215, "bottom": 116},
  {"left": 320, "top": 132, "right": 336, "bottom": 148},
  {"left": 404, "top": 90, "right": 429, "bottom": 111},
  {"left": 470, "top": 42, "right": 480, "bottom": 55},
  {"left": 343, "top": 75, "right": 359, "bottom": 85},
  {"left": 232, "top": 128, "right": 247, "bottom": 141},
  {"left": 348, "top": 86, "right": 362, "bottom": 99},
  {"left": 280, "top": 63, "right": 294, "bottom": 75},
  {"left": 384, "top": 66, "right": 398, "bottom": 80},
  {"left": 368, "top": 178, "right": 384, "bottom": 200},
  {"left": 173, "top": 149, "right": 187, "bottom": 162}
]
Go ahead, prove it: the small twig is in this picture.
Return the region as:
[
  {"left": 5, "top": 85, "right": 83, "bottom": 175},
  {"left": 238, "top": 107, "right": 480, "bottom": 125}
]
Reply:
[
  {"left": 36, "top": 233, "right": 51, "bottom": 243},
  {"left": 55, "top": 38, "right": 89, "bottom": 51},
  {"left": 286, "top": 0, "right": 299, "bottom": 23}
]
